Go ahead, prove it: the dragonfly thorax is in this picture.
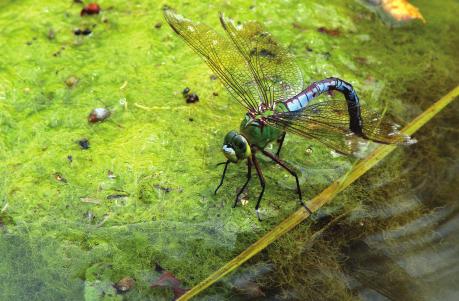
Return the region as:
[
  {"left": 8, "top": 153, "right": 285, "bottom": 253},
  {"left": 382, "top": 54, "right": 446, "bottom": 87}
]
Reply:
[
  {"left": 240, "top": 114, "right": 283, "bottom": 149},
  {"left": 222, "top": 131, "right": 251, "bottom": 163}
]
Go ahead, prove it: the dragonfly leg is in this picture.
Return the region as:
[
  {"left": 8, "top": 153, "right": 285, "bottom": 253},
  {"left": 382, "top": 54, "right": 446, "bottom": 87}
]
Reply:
[
  {"left": 275, "top": 132, "right": 286, "bottom": 157},
  {"left": 251, "top": 152, "right": 266, "bottom": 221},
  {"left": 233, "top": 158, "right": 252, "bottom": 208},
  {"left": 215, "top": 160, "right": 230, "bottom": 195},
  {"left": 260, "top": 149, "right": 312, "bottom": 215}
]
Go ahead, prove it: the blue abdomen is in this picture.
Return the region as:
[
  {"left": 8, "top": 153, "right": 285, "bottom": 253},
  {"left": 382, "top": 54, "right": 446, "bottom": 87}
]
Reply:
[{"left": 281, "top": 77, "right": 363, "bottom": 135}]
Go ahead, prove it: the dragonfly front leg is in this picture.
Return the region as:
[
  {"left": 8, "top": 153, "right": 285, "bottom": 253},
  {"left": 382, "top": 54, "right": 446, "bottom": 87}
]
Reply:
[
  {"left": 275, "top": 132, "right": 286, "bottom": 157},
  {"left": 260, "top": 149, "right": 312, "bottom": 215},
  {"left": 215, "top": 160, "right": 230, "bottom": 194},
  {"left": 251, "top": 151, "right": 266, "bottom": 221},
  {"left": 234, "top": 158, "right": 252, "bottom": 208}
]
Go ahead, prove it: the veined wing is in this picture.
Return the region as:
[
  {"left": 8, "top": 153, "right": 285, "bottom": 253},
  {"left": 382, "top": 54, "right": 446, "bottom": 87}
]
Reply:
[
  {"left": 164, "top": 9, "right": 263, "bottom": 112},
  {"left": 266, "top": 99, "right": 415, "bottom": 155},
  {"left": 219, "top": 14, "right": 304, "bottom": 109}
]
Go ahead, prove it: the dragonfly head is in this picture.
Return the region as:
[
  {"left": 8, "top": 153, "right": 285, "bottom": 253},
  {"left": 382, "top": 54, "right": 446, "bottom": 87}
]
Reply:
[{"left": 222, "top": 131, "right": 251, "bottom": 163}]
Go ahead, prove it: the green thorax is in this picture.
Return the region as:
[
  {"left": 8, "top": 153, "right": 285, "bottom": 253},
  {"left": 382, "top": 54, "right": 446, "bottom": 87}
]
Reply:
[{"left": 240, "top": 111, "right": 283, "bottom": 149}]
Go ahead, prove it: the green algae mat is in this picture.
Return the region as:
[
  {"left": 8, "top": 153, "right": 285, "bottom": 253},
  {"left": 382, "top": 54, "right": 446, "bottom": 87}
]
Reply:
[{"left": 1, "top": 1, "right": 458, "bottom": 300}]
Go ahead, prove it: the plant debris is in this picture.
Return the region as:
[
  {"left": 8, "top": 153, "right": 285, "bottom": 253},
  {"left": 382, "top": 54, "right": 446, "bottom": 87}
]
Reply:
[
  {"left": 114, "top": 276, "right": 135, "bottom": 294},
  {"left": 107, "top": 170, "right": 116, "bottom": 179},
  {"left": 0, "top": 212, "right": 15, "bottom": 229},
  {"left": 65, "top": 76, "right": 79, "bottom": 88},
  {"left": 85, "top": 210, "right": 95, "bottom": 223},
  {"left": 354, "top": 56, "right": 369, "bottom": 65},
  {"left": 78, "top": 138, "right": 90, "bottom": 149},
  {"left": 154, "top": 184, "right": 172, "bottom": 193},
  {"left": 88, "top": 108, "right": 111, "bottom": 123},
  {"left": 380, "top": 0, "right": 425, "bottom": 23},
  {"left": 185, "top": 93, "right": 199, "bottom": 103},
  {"left": 317, "top": 26, "right": 341, "bottom": 36},
  {"left": 182, "top": 87, "right": 199, "bottom": 104},
  {"left": 236, "top": 186, "right": 249, "bottom": 206},
  {"left": 232, "top": 280, "right": 265, "bottom": 298},
  {"left": 53, "top": 46, "right": 65, "bottom": 57},
  {"left": 54, "top": 172, "right": 67, "bottom": 183},
  {"left": 292, "top": 22, "right": 307, "bottom": 31},
  {"left": 151, "top": 264, "right": 188, "bottom": 300},
  {"left": 81, "top": 3, "right": 101, "bottom": 16},
  {"left": 182, "top": 87, "right": 190, "bottom": 95},
  {"left": 106, "top": 194, "right": 129, "bottom": 200},
  {"left": 80, "top": 197, "right": 101, "bottom": 204},
  {"left": 74, "top": 28, "right": 92, "bottom": 36},
  {"left": 47, "top": 29, "right": 55, "bottom": 40}
]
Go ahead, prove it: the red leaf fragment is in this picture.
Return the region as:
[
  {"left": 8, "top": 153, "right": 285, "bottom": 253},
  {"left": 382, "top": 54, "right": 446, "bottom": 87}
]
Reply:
[
  {"left": 81, "top": 3, "right": 101, "bottom": 16},
  {"left": 151, "top": 270, "right": 188, "bottom": 300},
  {"left": 317, "top": 27, "right": 341, "bottom": 37}
]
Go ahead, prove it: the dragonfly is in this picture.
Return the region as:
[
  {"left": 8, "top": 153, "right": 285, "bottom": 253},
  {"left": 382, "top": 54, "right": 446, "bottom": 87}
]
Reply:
[{"left": 164, "top": 8, "right": 416, "bottom": 220}]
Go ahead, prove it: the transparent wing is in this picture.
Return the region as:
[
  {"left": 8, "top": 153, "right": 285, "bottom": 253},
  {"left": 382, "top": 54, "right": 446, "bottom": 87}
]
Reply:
[
  {"left": 219, "top": 14, "right": 304, "bottom": 108},
  {"left": 164, "top": 9, "right": 263, "bottom": 112},
  {"left": 266, "top": 99, "right": 415, "bottom": 155}
]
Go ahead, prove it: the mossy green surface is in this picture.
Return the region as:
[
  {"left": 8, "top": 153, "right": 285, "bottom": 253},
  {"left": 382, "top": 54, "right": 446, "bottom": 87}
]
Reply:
[{"left": 0, "top": 0, "right": 458, "bottom": 300}]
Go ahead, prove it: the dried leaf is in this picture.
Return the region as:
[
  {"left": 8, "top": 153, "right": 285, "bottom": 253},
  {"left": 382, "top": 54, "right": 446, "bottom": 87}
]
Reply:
[
  {"left": 151, "top": 268, "right": 188, "bottom": 300},
  {"left": 381, "top": 0, "right": 425, "bottom": 23},
  {"left": 114, "top": 276, "right": 135, "bottom": 294}
]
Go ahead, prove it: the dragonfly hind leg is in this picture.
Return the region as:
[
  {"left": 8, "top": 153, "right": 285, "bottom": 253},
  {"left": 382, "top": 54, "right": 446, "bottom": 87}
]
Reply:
[
  {"left": 234, "top": 158, "right": 252, "bottom": 208},
  {"left": 251, "top": 152, "right": 266, "bottom": 221},
  {"left": 275, "top": 132, "right": 286, "bottom": 157},
  {"left": 260, "top": 149, "right": 313, "bottom": 215}
]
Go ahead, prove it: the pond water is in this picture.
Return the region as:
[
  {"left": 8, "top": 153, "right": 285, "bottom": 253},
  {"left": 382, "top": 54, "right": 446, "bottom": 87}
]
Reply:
[{"left": 0, "top": 0, "right": 458, "bottom": 300}]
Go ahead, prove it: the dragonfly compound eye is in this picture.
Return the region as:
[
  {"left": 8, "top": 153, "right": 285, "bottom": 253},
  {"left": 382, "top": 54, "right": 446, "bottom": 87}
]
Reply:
[
  {"left": 223, "top": 130, "right": 239, "bottom": 145},
  {"left": 233, "top": 136, "right": 247, "bottom": 152},
  {"left": 222, "top": 131, "right": 251, "bottom": 162},
  {"left": 232, "top": 135, "right": 251, "bottom": 160}
]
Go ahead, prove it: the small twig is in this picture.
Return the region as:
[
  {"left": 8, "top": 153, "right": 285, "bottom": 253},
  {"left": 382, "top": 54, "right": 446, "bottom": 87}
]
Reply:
[
  {"left": 119, "top": 81, "right": 128, "bottom": 90},
  {"left": 80, "top": 197, "right": 101, "bottom": 204},
  {"left": 1, "top": 203, "right": 8, "bottom": 213},
  {"left": 134, "top": 102, "right": 188, "bottom": 111}
]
